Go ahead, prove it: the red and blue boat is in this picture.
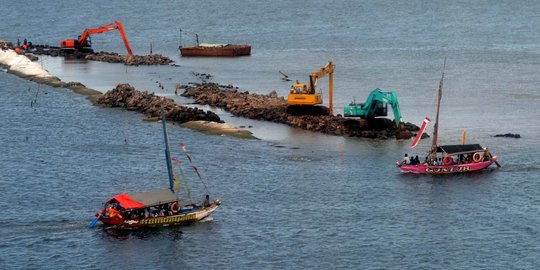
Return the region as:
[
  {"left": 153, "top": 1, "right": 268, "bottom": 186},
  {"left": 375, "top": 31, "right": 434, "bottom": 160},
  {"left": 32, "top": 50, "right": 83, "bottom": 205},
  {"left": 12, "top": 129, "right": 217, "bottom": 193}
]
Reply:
[{"left": 90, "top": 108, "right": 220, "bottom": 228}]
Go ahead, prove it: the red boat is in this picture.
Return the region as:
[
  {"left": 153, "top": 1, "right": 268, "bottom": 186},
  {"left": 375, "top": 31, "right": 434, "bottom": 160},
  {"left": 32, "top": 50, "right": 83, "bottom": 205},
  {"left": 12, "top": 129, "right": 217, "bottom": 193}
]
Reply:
[
  {"left": 179, "top": 43, "right": 251, "bottom": 57},
  {"left": 397, "top": 144, "right": 498, "bottom": 174},
  {"left": 396, "top": 60, "right": 500, "bottom": 175},
  {"left": 90, "top": 108, "right": 221, "bottom": 229}
]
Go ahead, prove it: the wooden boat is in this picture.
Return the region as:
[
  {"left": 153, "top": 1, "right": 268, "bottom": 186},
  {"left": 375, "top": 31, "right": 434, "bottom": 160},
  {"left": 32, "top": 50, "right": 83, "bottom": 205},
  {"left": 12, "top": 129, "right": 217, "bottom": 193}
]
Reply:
[
  {"left": 396, "top": 60, "right": 500, "bottom": 174},
  {"left": 179, "top": 43, "right": 251, "bottom": 57},
  {"left": 90, "top": 108, "right": 220, "bottom": 228},
  {"left": 397, "top": 144, "right": 498, "bottom": 174}
]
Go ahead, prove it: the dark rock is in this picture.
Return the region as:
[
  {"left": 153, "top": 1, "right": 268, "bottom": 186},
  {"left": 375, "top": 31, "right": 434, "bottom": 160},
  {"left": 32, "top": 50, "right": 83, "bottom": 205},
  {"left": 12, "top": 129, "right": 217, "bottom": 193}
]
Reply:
[
  {"left": 494, "top": 133, "right": 520, "bottom": 138},
  {"left": 97, "top": 83, "right": 222, "bottom": 124}
]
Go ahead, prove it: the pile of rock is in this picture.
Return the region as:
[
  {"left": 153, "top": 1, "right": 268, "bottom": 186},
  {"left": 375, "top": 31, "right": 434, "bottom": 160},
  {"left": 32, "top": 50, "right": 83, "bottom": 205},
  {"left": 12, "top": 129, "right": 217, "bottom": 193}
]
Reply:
[
  {"left": 97, "top": 83, "right": 222, "bottom": 123},
  {"left": 182, "top": 83, "right": 421, "bottom": 139},
  {"left": 86, "top": 51, "right": 173, "bottom": 65}
]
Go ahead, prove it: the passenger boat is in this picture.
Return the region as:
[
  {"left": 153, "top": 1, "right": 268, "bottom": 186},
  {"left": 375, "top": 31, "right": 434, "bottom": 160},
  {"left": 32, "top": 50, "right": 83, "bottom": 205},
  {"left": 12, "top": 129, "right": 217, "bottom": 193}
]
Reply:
[
  {"left": 396, "top": 60, "right": 500, "bottom": 174},
  {"left": 179, "top": 43, "right": 251, "bottom": 57},
  {"left": 398, "top": 144, "right": 498, "bottom": 174},
  {"left": 90, "top": 108, "right": 220, "bottom": 228}
]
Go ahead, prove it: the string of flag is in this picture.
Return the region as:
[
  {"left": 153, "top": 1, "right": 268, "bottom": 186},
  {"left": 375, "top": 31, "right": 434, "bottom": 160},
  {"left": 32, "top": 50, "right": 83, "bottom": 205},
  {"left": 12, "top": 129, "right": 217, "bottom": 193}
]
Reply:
[
  {"left": 172, "top": 157, "right": 192, "bottom": 200},
  {"left": 180, "top": 143, "right": 210, "bottom": 194}
]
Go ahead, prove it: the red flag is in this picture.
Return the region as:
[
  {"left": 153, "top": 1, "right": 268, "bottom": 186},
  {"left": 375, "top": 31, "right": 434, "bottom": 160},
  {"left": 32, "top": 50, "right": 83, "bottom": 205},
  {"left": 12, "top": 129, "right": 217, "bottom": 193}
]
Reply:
[{"left": 411, "top": 117, "right": 430, "bottom": 148}]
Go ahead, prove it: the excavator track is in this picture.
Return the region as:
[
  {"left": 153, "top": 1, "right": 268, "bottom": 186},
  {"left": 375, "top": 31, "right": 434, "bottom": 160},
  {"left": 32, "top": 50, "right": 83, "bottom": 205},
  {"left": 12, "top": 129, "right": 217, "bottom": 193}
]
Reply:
[{"left": 286, "top": 105, "right": 330, "bottom": 116}]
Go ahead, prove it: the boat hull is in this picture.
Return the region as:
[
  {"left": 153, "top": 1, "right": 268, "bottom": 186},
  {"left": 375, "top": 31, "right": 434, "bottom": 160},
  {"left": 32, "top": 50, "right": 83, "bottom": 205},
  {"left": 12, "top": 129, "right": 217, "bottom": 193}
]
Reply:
[
  {"left": 397, "top": 158, "right": 496, "bottom": 174},
  {"left": 99, "top": 204, "right": 219, "bottom": 228},
  {"left": 180, "top": 45, "right": 251, "bottom": 57}
]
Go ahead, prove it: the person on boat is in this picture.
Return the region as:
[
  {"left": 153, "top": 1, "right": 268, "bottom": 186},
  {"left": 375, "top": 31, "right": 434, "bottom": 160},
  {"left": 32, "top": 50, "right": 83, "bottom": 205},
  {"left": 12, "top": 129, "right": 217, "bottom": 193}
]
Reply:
[
  {"left": 108, "top": 207, "right": 122, "bottom": 219},
  {"left": 484, "top": 148, "right": 492, "bottom": 161},
  {"left": 202, "top": 195, "right": 211, "bottom": 208},
  {"left": 402, "top": 154, "right": 410, "bottom": 165}
]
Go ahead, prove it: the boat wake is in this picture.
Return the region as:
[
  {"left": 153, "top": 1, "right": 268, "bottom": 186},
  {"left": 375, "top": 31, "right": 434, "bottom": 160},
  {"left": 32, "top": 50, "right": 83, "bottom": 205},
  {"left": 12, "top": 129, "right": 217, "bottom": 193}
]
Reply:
[
  {"left": 200, "top": 216, "right": 214, "bottom": 223},
  {"left": 281, "top": 156, "right": 316, "bottom": 162},
  {"left": 498, "top": 163, "right": 540, "bottom": 172}
]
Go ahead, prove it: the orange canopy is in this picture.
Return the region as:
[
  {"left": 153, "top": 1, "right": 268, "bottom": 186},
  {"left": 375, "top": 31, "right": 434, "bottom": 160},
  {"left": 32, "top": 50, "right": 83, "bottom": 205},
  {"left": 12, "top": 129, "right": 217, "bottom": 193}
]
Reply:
[{"left": 112, "top": 193, "right": 145, "bottom": 209}]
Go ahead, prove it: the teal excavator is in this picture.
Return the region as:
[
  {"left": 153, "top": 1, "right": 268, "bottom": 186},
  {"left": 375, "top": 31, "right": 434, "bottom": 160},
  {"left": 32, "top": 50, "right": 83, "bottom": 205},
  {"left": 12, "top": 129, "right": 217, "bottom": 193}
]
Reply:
[{"left": 343, "top": 88, "right": 403, "bottom": 128}]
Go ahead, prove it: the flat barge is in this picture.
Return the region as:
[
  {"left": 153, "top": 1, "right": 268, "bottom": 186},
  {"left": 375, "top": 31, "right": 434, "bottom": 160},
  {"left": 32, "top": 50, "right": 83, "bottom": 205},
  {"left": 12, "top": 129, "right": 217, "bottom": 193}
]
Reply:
[{"left": 179, "top": 43, "right": 251, "bottom": 57}]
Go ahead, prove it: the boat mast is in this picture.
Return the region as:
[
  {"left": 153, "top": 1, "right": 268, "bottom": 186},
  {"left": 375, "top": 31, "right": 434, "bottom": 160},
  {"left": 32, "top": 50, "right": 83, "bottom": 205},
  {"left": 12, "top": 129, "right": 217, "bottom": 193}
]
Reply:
[
  {"left": 431, "top": 58, "right": 446, "bottom": 154},
  {"left": 161, "top": 107, "right": 176, "bottom": 193}
]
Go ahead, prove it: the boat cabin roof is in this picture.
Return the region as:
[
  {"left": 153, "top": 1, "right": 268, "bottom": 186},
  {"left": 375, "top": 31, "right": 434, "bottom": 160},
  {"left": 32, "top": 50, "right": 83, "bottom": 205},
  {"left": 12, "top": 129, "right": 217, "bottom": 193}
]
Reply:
[
  {"left": 436, "top": 144, "right": 484, "bottom": 155},
  {"left": 111, "top": 189, "right": 178, "bottom": 210}
]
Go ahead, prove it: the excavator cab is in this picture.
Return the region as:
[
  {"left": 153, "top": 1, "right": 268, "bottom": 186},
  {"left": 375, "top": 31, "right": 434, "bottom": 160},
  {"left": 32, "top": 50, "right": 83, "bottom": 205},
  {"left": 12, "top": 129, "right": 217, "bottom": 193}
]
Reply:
[
  {"left": 288, "top": 81, "right": 322, "bottom": 105},
  {"left": 289, "top": 83, "right": 308, "bottom": 94}
]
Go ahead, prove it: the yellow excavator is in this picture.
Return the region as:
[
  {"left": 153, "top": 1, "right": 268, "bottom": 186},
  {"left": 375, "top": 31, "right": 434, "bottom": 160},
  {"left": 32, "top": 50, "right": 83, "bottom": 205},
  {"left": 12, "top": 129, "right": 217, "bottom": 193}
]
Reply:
[{"left": 287, "top": 61, "right": 334, "bottom": 115}]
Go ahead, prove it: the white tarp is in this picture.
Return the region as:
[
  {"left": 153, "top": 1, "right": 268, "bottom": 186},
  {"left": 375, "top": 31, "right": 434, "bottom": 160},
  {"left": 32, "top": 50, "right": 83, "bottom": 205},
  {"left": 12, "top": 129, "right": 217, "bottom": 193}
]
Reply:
[{"left": 0, "top": 48, "right": 52, "bottom": 78}]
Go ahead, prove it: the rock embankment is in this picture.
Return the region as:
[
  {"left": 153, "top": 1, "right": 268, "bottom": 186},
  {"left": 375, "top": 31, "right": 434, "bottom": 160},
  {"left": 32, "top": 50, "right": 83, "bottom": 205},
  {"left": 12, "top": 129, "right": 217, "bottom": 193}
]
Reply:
[
  {"left": 182, "top": 83, "right": 422, "bottom": 140},
  {"left": 97, "top": 84, "right": 222, "bottom": 123},
  {"left": 28, "top": 44, "right": 172, "bottom": 65}
]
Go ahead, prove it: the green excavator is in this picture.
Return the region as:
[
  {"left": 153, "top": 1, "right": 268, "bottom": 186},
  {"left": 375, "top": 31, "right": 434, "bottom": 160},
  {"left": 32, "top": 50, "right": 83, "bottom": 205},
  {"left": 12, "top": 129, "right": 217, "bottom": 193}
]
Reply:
[{"left": 343, "top": 88, "right": 403, "bottom": 128}]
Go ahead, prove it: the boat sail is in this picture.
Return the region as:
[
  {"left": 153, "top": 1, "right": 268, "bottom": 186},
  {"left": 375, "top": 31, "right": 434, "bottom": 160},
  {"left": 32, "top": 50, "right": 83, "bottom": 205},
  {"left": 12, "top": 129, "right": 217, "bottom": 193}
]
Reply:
[
  {"left": 396, "top": 60, "right": 500, "bottom": 174},
  {"left": 91, "top": 107, "right": 220, "bottom": 228}
]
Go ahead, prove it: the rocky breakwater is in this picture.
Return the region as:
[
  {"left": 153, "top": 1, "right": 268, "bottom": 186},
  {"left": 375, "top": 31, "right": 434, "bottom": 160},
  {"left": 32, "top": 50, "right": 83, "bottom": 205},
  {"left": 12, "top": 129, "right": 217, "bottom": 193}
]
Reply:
[
  {"left": 97, "top": 84, "right": 221, "bottom": 123},
  {"left": 85, "top": 51, "right": 172, "bottom": 66},
  {"left": 182, "top": 83, "right": 421, "bottom": 140},
  {"left": 29, "top": 44, "right": 172, "bottom": 65}
]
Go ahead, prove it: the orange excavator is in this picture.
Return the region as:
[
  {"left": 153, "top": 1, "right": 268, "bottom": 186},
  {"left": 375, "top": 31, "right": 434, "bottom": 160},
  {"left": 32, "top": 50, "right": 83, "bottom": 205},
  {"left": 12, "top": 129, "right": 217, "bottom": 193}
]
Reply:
[{"left": 60, "top": 21, "right": 134, "bottom": 56}]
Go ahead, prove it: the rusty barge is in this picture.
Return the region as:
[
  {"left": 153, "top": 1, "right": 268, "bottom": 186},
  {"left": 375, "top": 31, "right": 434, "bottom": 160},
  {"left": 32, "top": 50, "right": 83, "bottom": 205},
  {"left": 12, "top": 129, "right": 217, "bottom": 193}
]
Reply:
[{"left": 179, "top": 43, "right": 251, "bottom": 57}]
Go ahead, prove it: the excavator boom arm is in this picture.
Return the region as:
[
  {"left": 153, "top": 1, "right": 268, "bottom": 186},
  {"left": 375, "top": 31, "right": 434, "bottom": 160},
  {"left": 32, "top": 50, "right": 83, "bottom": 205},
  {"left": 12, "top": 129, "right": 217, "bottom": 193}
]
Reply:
[
  {"left": 114, "top": 21, "right": 134, "bottom": 56},
  {"left": 78, "top": 23, "right": 117, "bottom": 45},
  {"left": 309, "top": 61, "right": 334, "bottom": 114}
]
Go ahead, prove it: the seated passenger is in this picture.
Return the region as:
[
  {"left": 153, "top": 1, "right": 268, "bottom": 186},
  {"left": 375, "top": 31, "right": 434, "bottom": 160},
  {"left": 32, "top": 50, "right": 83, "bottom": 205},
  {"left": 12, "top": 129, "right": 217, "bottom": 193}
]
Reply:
[
  {"left": 202, "top": 195, "right": 211, "bottom": 208},
  {"left": 403, "top": 154, "right": 410, "bottom": 165}
]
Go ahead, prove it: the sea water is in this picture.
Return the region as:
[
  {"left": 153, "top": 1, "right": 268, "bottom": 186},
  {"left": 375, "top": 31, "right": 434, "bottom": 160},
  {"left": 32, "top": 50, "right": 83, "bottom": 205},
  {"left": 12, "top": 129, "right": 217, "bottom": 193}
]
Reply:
[{"left": 0, "top": 0, "right": 539, "bottom": 269}]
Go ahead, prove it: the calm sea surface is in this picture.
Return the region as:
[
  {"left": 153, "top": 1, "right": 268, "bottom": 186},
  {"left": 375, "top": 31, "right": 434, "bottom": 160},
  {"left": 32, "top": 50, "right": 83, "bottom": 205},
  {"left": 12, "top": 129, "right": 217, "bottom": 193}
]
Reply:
[{"left": 1, "top": 0, "right": 539, "bottom": 269}]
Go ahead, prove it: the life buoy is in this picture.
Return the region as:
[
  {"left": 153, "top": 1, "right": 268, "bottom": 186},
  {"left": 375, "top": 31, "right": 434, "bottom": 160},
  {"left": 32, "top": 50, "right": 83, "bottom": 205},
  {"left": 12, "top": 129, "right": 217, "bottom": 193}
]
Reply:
[
  {"left": 170, "top": 202, "right": 180, "bottom": 214},
  {"left": 473, "top": 152, "right": 483, "bottom": 163},
  {"left": 443, "top": 155, "right": 453, "bottom": 166}
]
